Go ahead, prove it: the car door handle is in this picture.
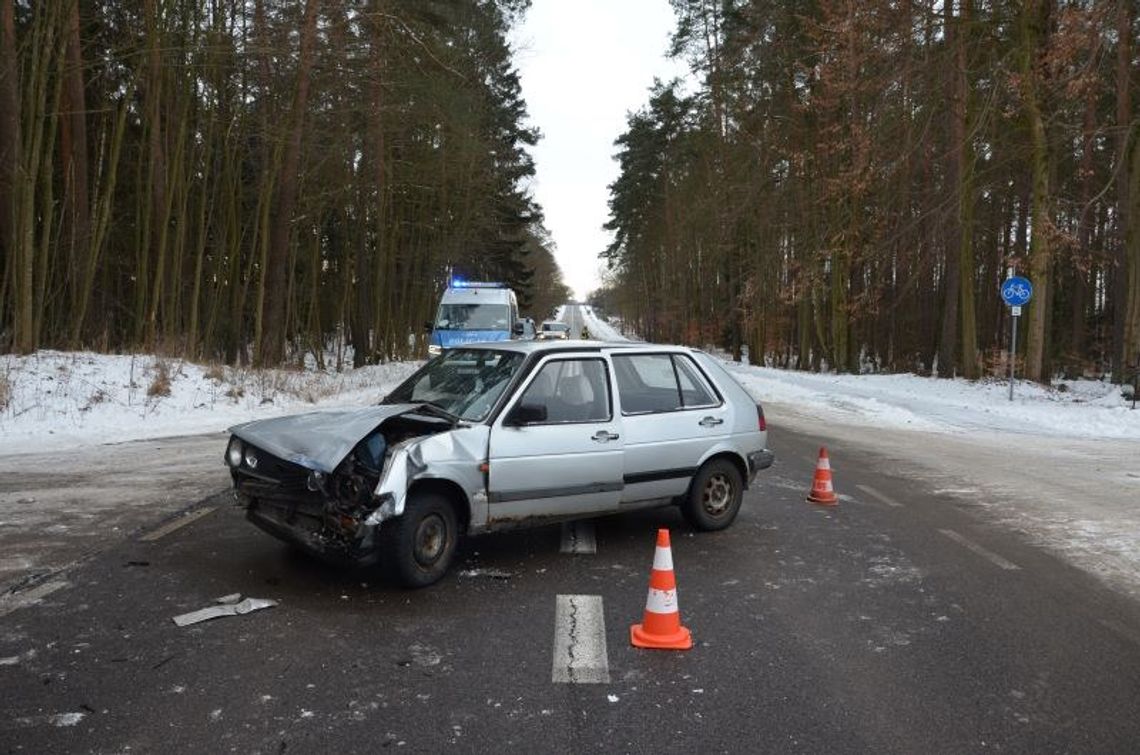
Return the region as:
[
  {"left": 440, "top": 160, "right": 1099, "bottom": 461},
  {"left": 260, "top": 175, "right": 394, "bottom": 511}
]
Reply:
[
  {"left": 591, "top": 430, "right": 620, "bottom": 442},
  {"left": 699, "top": 416, "right": 724, "bottom": 427}
]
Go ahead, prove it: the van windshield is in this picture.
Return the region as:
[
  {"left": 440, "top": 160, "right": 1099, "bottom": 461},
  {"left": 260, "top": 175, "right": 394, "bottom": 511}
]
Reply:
[{"left": 435, "top": 303, "right": 510, "bottom": 331}]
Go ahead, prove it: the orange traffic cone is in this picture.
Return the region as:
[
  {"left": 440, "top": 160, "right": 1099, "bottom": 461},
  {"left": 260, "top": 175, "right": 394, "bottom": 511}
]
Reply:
[
  {"left": 807, "top": 446, "right": 839, "bottom": 505},
  {"left": 630, "top": 529, "right": 693, "bottom": 650}
]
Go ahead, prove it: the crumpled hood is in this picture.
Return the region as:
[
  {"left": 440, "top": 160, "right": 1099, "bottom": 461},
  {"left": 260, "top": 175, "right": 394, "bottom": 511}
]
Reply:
[{"left": 229, "top": 404, "right": 424, "bottom": 473}]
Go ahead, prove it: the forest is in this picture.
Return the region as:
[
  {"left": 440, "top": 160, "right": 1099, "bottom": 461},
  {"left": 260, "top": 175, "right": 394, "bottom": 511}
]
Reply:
[
  {"left": 0, "top": 0, "right": 570, "bottom": 367},
  {"left": 599, "top": 0, "right": 1140, "bottom": 382}
]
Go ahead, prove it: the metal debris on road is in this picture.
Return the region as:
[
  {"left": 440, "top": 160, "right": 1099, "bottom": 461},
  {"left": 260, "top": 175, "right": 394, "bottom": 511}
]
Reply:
[
  {"left": 214, "top": 593, "right": 242, "bottom": 605},
  {"left": 458, "top": 568, "right": 513, "bottom": 580},
  {"left": 172, "top": 597, "right": 278, "bottom": 627}
]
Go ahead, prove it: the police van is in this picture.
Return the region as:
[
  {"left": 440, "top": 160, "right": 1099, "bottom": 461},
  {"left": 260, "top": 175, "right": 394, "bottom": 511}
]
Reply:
[{"left": 427, "top": 281, "right": 522, "bottom": 356}]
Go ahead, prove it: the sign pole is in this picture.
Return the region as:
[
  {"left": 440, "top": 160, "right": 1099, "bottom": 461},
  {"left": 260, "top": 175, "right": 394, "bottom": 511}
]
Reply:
[{"left": 1009, "top": 308, "right": 1018, "bottom": 401}]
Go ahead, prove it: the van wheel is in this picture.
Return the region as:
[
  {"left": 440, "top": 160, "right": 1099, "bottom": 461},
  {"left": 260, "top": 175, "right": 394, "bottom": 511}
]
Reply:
[
  {"left": 682, "top": 459, "right": 743, "bottom": 531},
  {"left": 379, "top": 491, "right": 458, "bottom": 588}
]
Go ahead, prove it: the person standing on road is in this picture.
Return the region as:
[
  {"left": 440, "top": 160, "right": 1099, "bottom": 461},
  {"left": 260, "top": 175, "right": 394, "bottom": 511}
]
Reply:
[{"left": 580, "top": 325, "right": 591, "bottom": 340}]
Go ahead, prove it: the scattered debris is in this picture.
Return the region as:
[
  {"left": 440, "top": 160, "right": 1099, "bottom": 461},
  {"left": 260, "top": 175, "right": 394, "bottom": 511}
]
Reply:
[
  {"left": 124, "top": 560, "right": 150, "bottom": 567},
  {"left": 50, "top": 712, "right": 85, "bottom": 727},
  {"left": 607, "top": 694, "right": 619, "bottom": 703},
  {"left": 214, "top": 593, "right": 242, "bottom": 605},
  {"left": 172, "top": 596, "right": 278, "bottom": 627},
  {"left": 457, "top": 568, "right": 513, "bottom": 580}
]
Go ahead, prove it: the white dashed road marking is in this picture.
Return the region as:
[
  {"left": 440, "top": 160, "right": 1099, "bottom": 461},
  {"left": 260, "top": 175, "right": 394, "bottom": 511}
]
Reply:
[
  {"left": 939, "top": 529, "right": 1020, "bottom": 570},
  {"left": 0, "top": 580, "right": 69, "bottom": 619},
  {"left": 856, "top": 484, "right": 904, "bottom": 507},
  {"left": 552, "top": 595, "right": 610, "bottom": 684},
  {"left": 560, "top": 521, "right": 597, "bottom": 554},
  {"left": 140, "top": 506, "right": 217, "bottom": 542}
]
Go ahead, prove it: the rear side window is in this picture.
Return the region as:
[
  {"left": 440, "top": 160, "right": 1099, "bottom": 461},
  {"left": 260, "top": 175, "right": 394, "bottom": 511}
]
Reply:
[
  {"left": 674, "top": 356, "right": 717, "bottom": 407},
  {"left": 613, "top": 354, "right": 722, "bottom": 414}
]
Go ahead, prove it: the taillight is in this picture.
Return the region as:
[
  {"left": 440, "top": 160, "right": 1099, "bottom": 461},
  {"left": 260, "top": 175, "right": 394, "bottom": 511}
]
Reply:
[{"left": 757, "top": 404, "right": 767, "bottom": 431}]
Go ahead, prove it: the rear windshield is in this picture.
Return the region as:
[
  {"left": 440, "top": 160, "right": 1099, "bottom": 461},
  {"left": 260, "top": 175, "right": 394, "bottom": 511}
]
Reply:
[{"left": 542, "top": 323, "right": 569, "bottom": 332}]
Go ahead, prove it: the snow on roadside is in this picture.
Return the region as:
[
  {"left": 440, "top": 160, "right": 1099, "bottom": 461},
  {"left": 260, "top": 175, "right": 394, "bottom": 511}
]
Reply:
[
  {"left": 579, "top": 306, "right": 632, "bottom": 342},
  {"left": 722, "top": 362, "right": 1139, "bottom": 440},
  {"left": 0, "top": 351, "right": 421, "bottom": 456}
]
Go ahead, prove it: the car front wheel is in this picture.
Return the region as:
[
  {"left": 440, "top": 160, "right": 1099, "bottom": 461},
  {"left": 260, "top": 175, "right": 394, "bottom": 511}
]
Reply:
[
  {"left": 682, "top": 458, "right": 743, "bottom": 531},
  {"left": 379, "top": 491, "right": 459, "bottom": 588}
]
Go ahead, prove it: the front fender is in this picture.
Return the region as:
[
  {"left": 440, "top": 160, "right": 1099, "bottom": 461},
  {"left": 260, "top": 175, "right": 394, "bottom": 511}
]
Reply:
[{"left": 365, "top": 425, "right": 489, "bottom": 526}]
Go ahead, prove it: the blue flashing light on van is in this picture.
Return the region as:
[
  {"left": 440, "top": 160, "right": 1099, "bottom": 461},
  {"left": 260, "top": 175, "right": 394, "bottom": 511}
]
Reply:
[{"left": 427, "top": 281, "right": 520, "bottom": 356}]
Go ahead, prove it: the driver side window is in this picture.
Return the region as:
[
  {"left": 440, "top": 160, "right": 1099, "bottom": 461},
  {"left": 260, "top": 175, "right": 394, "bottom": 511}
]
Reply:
[{"left": 518, "top": 359, "right": 611, "bottom": 424}]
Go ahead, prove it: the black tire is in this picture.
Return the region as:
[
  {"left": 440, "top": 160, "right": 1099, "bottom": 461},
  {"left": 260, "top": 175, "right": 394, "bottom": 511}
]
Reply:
[
  {"left": 379, "top": 491, "right": 459, "bottom": 588},
  {"left": 682, "top": 458, "right": 744, "bottom": 531}
]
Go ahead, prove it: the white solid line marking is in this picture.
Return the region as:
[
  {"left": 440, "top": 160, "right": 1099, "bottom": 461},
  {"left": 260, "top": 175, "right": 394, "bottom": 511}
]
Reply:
[
  {"left": 856, "top": 484, "right": 903, "bottom": 507},
  {"left": 939, "top": 529, "right": 1020, "bottom": 570},
  {"left": 140, "top": 507, "right": 218, "bottom": 542},
  {"left": 552, "top": 595, "right": 610, "bottom": 684},
  {"left": 560, "top": 521, "right": 597, "bottom": 554},
  {"left": 0, "top": 580, "right": 69, "bottom": 619}
]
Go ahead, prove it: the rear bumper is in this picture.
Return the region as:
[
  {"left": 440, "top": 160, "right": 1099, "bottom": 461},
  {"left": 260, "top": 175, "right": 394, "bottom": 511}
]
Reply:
[{"left": 747, "top": 449, "right": 775, "bottom": 481}]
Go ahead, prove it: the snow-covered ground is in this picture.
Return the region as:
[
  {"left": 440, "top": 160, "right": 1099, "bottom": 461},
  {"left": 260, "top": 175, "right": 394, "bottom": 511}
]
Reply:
[
  {"left": 578, "top": 305, "right": 631, "bottom": 342},
  {"left": 0, "top": 351, "right": 421, "bottom": 456},
  {"left": 725, "top": 363, "right": 1138, "bottom": 440}
]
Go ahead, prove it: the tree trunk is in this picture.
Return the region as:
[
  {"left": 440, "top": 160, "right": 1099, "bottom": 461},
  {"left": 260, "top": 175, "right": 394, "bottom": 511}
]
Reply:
[
  {"left": 1122, "top": 130, "right": 1140, "bottom": 372},
  {"left": 938, "top": 0, "right": 961, "bottom": 378},
  {"left": 1113, "top": 1, "right": 1133, "bottom": 378},
  {"left": 1020, "top": 0, "right": 1053, "bottom": 384},
  {"left": 0, "top": 0, "right": 19, "bottom": 342},
  {"left": 258, "top": 0, "right": 320, "bottom": 366},
  {"left": 60, "top": 0, "right": 89, "bottom": 317},
  {"left": 956, "top": 0, "right": 978, "bottom": 379}
]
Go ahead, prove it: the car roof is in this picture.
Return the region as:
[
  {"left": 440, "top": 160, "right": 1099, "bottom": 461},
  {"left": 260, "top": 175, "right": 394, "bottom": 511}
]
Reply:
[{"left": 444, "top": 340, "right": 695, "bottom": 356}]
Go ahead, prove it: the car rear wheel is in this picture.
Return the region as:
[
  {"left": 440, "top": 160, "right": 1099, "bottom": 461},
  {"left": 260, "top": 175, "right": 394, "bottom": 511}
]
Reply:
[
  {"left": 379, "top": 491, "right": 458, "bottom": 588},
  {"left": 682, "top": 458, "right": 743, "bottom": 531}
]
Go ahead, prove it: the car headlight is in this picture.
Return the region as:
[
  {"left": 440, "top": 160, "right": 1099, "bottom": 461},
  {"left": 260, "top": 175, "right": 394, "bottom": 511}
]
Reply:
[
  {"left": 428, "top": 344, "right": 442, "bottom": 356},
  {"left": 225, "top": 437, "right": 243, "bottom": 467}
]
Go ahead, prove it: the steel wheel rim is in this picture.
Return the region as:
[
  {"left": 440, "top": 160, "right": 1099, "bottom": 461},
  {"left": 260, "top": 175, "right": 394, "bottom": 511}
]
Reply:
[
  {"left": 702, "top": 473, "right": 733, "bottom": 515},
  {"left": 414, "top": 514, "right": 447, "bottom": 566}
]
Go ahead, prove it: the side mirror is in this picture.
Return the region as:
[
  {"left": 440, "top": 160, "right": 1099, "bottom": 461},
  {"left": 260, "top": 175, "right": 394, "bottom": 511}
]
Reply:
[
  {"left": 512, "top": 321, "right": 525, "bottom": 336},
  {"left": 423, "top": 321, "right": 434, "bottom": 333},
  {"left": 506, "top": 402, "right": 547, "bottom": 426}
]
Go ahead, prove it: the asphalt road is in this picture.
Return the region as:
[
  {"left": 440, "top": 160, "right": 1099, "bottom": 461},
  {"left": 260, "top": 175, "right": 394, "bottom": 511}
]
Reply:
[{"left": 3, "top": 419, "right": 1140, "bottom": 754}]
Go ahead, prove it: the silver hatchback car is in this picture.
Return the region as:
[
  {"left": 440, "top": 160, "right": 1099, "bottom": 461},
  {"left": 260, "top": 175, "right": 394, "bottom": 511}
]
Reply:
[{"left": 225, "top": 341, "right": 774, "bottom": 587}]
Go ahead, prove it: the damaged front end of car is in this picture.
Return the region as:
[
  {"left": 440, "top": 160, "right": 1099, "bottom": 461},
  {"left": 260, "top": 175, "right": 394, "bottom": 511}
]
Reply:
[{"left": 225, "top": 405, "right": 458, "bottom": 564}]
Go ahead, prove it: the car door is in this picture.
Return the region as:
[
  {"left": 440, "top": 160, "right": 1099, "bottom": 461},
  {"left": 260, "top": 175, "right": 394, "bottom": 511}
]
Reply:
[
  {"left": 487, "top": 356, "right": 623, "bottom": 523},
  {"left": 613, "top": 352, "right": 729, "bottom": 503}
]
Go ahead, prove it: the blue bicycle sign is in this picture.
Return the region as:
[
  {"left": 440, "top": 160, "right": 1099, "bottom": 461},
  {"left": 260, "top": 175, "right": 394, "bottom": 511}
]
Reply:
[{"left": 1001, "top": 276, "right": 1033, "bottom": 307}]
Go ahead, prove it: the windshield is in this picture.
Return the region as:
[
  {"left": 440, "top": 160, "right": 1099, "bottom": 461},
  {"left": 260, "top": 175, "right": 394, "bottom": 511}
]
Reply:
[
  {"left": 435, "top": 303, "right": 511, "bottom": 331},
  {"left": 383, "top": 349, "right": 525, "bottom": 421},
  {"left": 542, "top": 322, "right": 568, "bottom": 332}
]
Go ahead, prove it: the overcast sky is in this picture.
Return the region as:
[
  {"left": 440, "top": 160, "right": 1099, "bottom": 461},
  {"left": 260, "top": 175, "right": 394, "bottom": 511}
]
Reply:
[{"left": 511, "top": 1, "right": 688, "bottom": 301}]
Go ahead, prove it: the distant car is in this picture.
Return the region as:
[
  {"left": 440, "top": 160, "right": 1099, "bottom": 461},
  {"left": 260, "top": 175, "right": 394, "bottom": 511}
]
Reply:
[
  {"left": 538, "top": 321, "right": 570, "bottom": 340},
  {"left": 225, "top": 341, "right": 774, "bottom": 587}
]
